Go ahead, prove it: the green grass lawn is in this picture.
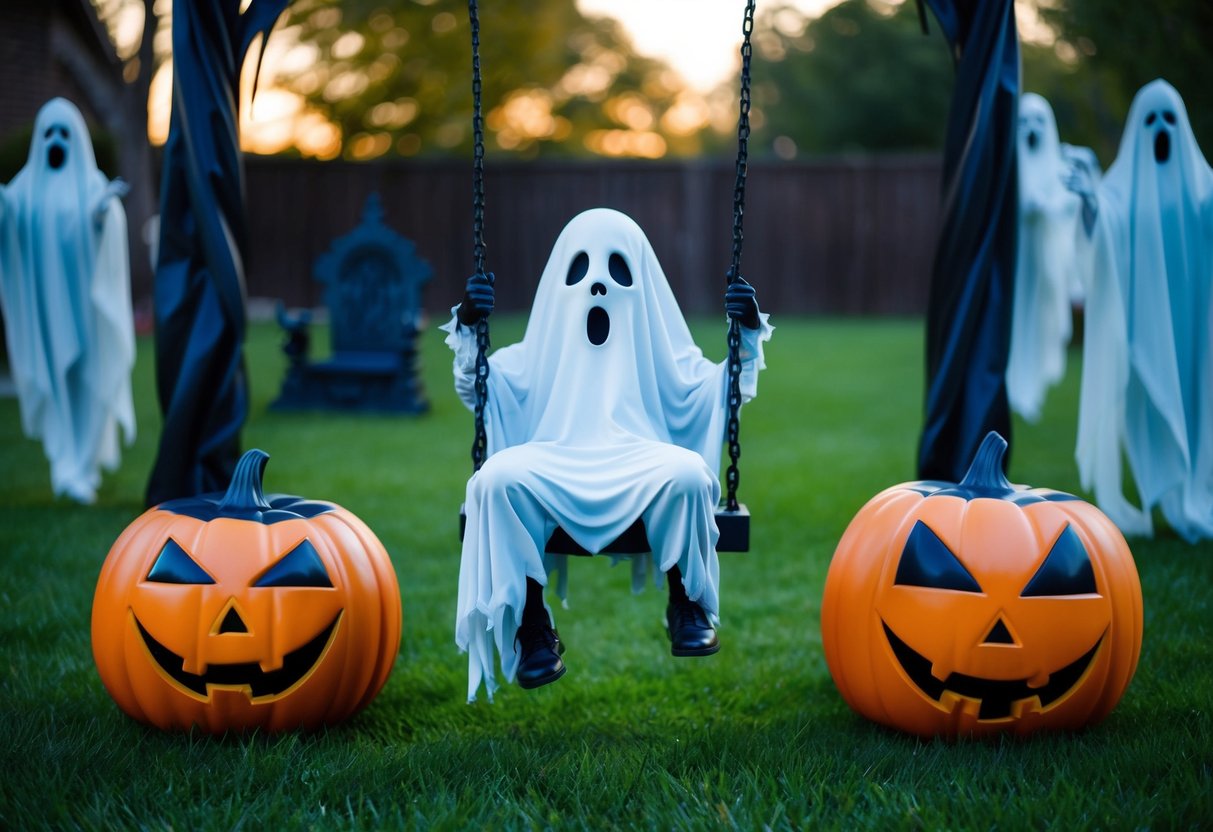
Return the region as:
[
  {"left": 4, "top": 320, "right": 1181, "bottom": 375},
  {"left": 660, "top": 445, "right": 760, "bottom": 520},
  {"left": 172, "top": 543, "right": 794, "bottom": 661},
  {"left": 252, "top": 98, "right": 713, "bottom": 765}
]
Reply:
[{"left": 1, "top": 318, "right": 1210, "bottom": 830}]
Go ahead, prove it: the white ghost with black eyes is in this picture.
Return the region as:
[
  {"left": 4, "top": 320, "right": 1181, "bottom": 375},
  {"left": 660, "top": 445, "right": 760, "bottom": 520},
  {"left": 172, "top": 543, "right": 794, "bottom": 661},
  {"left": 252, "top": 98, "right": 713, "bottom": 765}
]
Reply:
[
  {"left": 1007, "top": 93, "right": 1090, "bottom": 422},
  {"left": 1075, "top": 79, "right": 1213, "bottom": 541},
  {"left": 0, "top": 98, "right": 135, "bottom": 504},
  {"left": 443, "top": 208, "right": 772, "bottom": 701}
]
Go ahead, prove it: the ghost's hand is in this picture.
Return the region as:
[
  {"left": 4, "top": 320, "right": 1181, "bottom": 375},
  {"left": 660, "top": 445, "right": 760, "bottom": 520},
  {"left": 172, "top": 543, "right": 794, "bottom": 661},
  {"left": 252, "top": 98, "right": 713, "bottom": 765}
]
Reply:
[
  {"left": 91, "top": 178, "right": 130, "bottom": 228},
  {"left": 457, "top": 271, "right": 495, "bottom": 326},
  {"left": 725, "top": 276, "right": 760, "bottom": 329},
  {"left": 1062, "top": 158, "right": 1100, "bottom": 237}
]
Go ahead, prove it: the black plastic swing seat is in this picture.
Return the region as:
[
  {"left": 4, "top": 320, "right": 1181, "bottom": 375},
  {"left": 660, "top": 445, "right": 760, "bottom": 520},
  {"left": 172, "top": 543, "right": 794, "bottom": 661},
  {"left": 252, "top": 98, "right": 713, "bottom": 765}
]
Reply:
[{"left": 458, "top": 504, "right": 749, "bottom": 555}]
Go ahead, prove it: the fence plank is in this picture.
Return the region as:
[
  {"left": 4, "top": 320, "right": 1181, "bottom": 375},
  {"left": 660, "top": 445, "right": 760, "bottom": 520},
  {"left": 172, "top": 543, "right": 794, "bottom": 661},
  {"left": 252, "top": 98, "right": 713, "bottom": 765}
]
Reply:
[{"left": 244, "top": 155, "right": 941, "bottom": 317}]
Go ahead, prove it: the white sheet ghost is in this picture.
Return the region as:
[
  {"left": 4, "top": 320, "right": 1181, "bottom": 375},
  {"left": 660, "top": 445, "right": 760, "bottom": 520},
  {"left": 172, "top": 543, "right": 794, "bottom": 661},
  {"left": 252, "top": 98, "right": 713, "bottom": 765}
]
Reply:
[
  {"left": 1007, "top": 93, "right": 1091, "bottom": 422},
  {"left": 0, "top": 98, "right": 135, "bottom": 504},
  {"left": 1072, "top": 79, "right": 1213, "bottom": 541},
  {"left": 443, "top": 208, "right": 772, "bottom": 701}
]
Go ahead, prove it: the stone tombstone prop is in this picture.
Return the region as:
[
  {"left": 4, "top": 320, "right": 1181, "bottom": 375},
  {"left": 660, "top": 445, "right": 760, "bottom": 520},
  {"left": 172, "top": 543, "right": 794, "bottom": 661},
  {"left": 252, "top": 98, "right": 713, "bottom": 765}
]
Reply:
[
  {"left": 915, "top": 0, "right": 1020, "bottom": 483},
  {"left": 272, "top": 194, "right": 432, "bottom": 413},
  {"left": 145, "top": 0, "right": 290, "bottom": 507},
  {"left": 0, "top": 97, "right": 135, "bottom": 504}
]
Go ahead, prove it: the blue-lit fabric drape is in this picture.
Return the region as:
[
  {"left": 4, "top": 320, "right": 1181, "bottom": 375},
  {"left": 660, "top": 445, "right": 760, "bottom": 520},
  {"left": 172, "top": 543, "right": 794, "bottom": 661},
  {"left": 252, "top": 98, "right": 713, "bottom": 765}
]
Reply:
[
  {"left": 146, "top": 0, "right": 288, "bottom": 506},
  {"left": 916, "top": 0, "right": 1020, "bottom": 482}
]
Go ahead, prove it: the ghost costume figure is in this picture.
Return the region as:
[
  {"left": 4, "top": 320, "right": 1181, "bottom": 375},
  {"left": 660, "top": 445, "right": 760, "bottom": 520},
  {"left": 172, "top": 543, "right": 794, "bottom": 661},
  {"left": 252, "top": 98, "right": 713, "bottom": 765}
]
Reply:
[
  {"left": 0, "top": 98, "right": 135, "bottom": 504},
  {"left": 1007, "top": 93, "right": 1090, "bottom": 422},
  {"left": 1071, "top": 79, "right": 1213, "bottom": 541},
  {"left": 443, "top": 208, "right": 772, "bottom": 701}
]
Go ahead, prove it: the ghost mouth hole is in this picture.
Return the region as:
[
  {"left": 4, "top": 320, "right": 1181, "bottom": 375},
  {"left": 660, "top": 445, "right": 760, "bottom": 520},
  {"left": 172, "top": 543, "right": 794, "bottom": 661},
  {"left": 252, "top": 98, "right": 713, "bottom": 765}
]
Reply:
[
  {"left": 1027, "top": 131, "right": 1039, "bottom": 150},
  {"left": 1155, "top": 130, "right": 1171, "bottom": 163},
  {"left": 587, "top": 306, "right": 609, "bottom": 346},
  {"left": 47, "top": 145, "right": 66, "bottom": 170}
]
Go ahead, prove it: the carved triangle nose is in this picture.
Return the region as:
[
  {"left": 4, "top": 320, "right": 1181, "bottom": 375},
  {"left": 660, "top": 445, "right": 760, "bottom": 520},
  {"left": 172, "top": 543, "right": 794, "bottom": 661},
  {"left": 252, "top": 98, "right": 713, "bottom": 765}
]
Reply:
[
  {"left": 217, "top": 605, "right": 248, "bottom": 634},
  {"left": 983, "top": 618, "right": 1016, "bottom": 645}
]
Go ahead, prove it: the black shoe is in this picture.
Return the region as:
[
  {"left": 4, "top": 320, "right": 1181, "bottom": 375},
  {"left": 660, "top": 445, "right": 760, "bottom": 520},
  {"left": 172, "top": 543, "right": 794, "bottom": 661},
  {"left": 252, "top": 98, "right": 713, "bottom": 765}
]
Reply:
[
  {"left": 515, "top": 621, "right": 566, "bottom": 689},
  {"left": 665, "top": 596, "right": 720, "bottom": 657}
]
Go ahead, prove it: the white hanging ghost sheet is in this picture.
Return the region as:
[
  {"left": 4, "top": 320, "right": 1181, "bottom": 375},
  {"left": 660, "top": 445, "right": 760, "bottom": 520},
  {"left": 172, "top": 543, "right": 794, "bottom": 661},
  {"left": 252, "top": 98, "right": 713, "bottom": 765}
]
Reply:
[
  {"left": 1073, "top": 79, "right": 1213, "bottom": 542},
  {"left": 0, "top": 98, "right": 135, "bottom": 504},
  {"left": 443, "top": 208, "right": 772, "bottom": 701},
  {"left": 1007, "top": 93, "right": 1092, "bottom": 422}
]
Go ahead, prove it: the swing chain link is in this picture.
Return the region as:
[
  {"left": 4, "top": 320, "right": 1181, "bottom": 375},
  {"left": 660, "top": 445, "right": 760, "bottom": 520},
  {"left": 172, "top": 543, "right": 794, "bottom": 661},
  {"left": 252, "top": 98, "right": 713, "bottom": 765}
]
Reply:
[
  {"left": 725, "top": 0, "right": 756, "bottom": 513},
  {"left": 469, "top": 0, "right": 490, "bottom": 472}
]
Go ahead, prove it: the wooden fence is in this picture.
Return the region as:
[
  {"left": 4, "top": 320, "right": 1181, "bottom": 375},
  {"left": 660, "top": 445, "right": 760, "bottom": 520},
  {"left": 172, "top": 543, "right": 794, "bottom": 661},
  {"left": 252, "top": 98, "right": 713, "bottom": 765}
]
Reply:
[{"left": 244, "top": 154, "right": 943, "bottom": 317}]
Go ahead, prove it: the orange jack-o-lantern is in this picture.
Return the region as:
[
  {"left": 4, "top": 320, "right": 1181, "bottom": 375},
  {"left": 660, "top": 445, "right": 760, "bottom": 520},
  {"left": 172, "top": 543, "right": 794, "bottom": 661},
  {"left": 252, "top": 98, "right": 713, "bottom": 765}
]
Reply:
[
  {"left": 92, "top": 450, "right": 401, "bottom": 733},
  {"left": 821, "top": 433, "right": 1143, "bottom": 738}
]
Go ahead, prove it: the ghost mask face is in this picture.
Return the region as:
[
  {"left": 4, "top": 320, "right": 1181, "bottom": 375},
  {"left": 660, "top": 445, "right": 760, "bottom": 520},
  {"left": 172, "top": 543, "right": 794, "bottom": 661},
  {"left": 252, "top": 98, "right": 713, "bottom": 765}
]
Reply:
[
  {"left": 27, "top": 98, "right": 97, "bottom": 184},
  {"left": 1142, "top": 100, "right": 1179, "bottom": 165},
  {"left": 561, "top": 245, "right": 638, "bottom": 348},
  {"left": 1018, "top": 94, "right": 1056, "bottom": 159}
]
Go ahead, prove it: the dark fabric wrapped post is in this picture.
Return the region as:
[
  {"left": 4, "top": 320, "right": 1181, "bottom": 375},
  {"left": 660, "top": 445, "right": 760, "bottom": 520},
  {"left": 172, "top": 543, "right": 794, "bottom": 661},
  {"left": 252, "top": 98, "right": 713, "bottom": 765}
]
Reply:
[
  {"left": 146, "top": 0, "right": 289, "bottom": 506},
  {"left": 916, "top": 0, "right": 1020, "bottom": 482}
]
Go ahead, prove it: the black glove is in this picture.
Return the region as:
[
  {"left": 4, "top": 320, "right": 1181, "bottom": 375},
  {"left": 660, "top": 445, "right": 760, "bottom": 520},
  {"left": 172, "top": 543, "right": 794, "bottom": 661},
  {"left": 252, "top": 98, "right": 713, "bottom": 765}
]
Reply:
[
  {"left": 457, "top": 271, "right": 495, "bottom": 326},
  {"left": 725, "top": 275, "right": 760, "bottom": 330}
]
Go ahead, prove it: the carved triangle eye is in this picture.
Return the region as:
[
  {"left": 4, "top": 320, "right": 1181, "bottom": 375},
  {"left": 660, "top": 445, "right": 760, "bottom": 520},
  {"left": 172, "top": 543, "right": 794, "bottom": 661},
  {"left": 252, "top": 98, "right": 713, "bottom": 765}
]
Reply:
[
  {"left": 146, "top": 539, "right": 215, "bottom": 585},
  {"left": 253, "top": 539, "right": 332, "bottom": 588},
  {"left": 1022, "top": 525, "right": 1097, "bottom": 597},
  {"left": 894, "top": 521, "right": 982, "bottom": 592}
]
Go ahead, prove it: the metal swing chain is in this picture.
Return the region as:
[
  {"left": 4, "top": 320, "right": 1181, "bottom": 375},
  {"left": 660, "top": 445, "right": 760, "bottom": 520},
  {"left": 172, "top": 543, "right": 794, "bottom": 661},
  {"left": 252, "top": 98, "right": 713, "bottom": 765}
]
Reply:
[
  {"left": 469, "top": 0, "right": 490, "bottom": 472},
  {"left": 725, "top": 0, "right": 756, "bottom": 513}
]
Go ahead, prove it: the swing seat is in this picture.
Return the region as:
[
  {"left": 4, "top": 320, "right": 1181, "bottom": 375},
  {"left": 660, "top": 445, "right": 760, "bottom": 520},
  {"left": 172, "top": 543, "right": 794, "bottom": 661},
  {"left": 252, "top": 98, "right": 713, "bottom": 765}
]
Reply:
[{"left": 458, "top": 504, "right": 749, "bottom": 555}]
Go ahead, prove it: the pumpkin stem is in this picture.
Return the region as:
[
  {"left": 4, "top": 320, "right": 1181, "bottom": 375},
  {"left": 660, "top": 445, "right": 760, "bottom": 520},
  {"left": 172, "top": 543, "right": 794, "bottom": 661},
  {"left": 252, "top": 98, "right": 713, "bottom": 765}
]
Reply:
[
  {"left": 958, "top": 432, "right": 1013, "bottom": 491},
  {"left": 217, "top": 449, "right": 274, "bottom": 513}
]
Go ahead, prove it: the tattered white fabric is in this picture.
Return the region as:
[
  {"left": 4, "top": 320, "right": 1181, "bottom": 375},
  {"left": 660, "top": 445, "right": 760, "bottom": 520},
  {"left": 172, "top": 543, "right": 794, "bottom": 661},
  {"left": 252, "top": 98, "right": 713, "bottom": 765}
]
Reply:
[
  {"left": 1075, "top": 79, "right": 1213, "bottom": 541},
  {"left": 444, "top": 208, "right": 772, "bottom": 701},
  {"left": 0, "top": 98, "right": 135, "bottom": 504},
  {"left": 1007, "top": 93, "right": 1089, "bottom": 422}
]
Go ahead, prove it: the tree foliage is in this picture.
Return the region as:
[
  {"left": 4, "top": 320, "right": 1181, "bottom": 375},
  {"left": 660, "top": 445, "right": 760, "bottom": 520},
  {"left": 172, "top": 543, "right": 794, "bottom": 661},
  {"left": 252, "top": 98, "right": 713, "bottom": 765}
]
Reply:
[
  {"left": 1036, "top": 0, "right": 1213, "bottom": 164},
  {"left": 281, "top": 0, "right": 703, "bottom": 159},
  {"left": 746, "top": 0, "right": 954, "bottom": 158}
]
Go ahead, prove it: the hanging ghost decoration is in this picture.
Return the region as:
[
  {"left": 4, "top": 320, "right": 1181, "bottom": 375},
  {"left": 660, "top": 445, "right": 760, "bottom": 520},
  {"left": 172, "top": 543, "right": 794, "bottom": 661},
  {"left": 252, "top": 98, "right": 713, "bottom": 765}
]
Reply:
[
  {"left": 1070, "top": 79, "right": 1213, "bottom": 542},
  {"left": 0, "top": 98, "right": 135, "bottom": 504},
  {"left": 1006, "top": 93, "right": 1092, "bottom": 422},
  {"left": 443, "top": 208, "right": 772, "bottom": 701}
]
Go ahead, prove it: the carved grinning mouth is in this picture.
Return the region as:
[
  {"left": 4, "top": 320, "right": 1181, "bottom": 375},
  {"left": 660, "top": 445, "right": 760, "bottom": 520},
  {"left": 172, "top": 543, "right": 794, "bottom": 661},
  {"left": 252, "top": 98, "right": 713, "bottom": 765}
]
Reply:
[
  {"left": 134, "top": 612, "right": 341, "bottom": 701},
  {"left": 883, "top": 621, "right": 1102, "bottom": 720}
]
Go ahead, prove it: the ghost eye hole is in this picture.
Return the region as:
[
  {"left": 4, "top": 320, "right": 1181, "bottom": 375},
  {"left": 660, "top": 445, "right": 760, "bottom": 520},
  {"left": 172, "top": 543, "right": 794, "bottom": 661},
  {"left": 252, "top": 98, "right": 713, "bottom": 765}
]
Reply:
[
  {"left": 60, "top": 127, "right": 70, "bottom": 139},
  {"left": 608, "top": 252, "right": 633, "bottom": 287},
  {"left": 1021, "top": 525, "right": 1097, "bottom": 597},
  {"left": 43, "top": 127, "right": 54, "bottom": 139},
  {"left": 253, "top": 539, "right": 332, "bottom": 588},
  {"left": 566, "top": 251, "right": 589, "bottom": 286},
  {"left": 1162, "top": 110, "right": 1177, "bottom": 125},
  {"left": 894, "top": 521, "right": 982, "bottom": 593},
  {"left": 1145, "top": 112, "right": 1157, "bottom": 126},
  {"left": 146, "top": 539, "right": 215, "bottom": 585}
]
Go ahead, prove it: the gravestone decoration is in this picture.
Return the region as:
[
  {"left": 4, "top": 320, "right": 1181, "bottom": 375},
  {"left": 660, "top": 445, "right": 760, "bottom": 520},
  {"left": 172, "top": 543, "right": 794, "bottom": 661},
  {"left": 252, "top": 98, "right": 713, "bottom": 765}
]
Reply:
[
  {"left": 1068, "top": 79, "right": 1213, "bottom": 542},
  {"left": 915, "top": 0, "right": 1020, "bottom": 483},
  {"left": 272, "top": 193, "right": 432, "bottom": 414},
  {"left": 146, "top": 0, "right": 290, "bottom": 507},
  {"left": 0, "top": 97, "right": 135, "bottom": 504}
]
